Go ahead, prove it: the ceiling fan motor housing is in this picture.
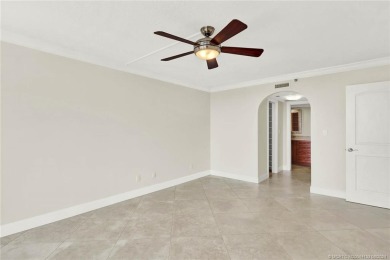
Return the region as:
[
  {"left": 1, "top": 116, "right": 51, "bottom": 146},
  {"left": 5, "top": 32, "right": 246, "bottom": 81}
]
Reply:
[
  {"left": 195, "top": 26, "right": 221, "bottom": 59},
  {"left": 200, "top": 26, "right": 215, "bottom": 37},
  {"left": 194, "top": 37, "right": 221, "bottom": 51}
]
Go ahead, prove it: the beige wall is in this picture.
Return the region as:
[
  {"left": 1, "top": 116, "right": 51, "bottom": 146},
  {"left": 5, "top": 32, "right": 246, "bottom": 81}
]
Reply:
[
  {"left": 2, "top": 41, "right": 389, "bottom": 225},
  {"left": 211, "top": 65, "right": 390, "bottom": 194},
  {"left": 1, "top": 42, "right": 210, "bottom": 224}
]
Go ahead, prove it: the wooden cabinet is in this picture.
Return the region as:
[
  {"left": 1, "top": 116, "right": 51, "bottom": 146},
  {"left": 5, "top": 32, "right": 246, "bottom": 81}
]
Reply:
[{"left": 291, "top": 140, "right": 311, "bottom": 166}]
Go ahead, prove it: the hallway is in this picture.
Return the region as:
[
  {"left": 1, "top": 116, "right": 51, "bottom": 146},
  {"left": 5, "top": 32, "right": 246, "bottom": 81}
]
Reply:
[{"left": 1, "top": 167, "right": 389, "bottom": 259}]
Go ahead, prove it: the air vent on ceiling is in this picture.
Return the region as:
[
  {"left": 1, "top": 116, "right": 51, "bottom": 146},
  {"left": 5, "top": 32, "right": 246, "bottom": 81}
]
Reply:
[{"left": 275, "top": 83, "right": 289, "bottom": 88}]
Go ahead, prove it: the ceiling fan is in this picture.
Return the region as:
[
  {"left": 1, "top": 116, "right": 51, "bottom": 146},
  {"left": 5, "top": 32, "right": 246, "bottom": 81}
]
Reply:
[{"left": 154, "top": 19, "right": 264, "bottom": 70}]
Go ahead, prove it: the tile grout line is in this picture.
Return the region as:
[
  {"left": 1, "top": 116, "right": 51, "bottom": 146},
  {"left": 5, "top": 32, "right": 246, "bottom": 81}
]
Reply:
[
  {"left": 315, "top": 229, "right": 351, "bottom": 256},
  {"left": 202, "top": 177, "right": 233, "bottom": 260},
  {"left": 213, "top": 173, "right": 318, "bottom": 260},
  {"left": 5, "top": 167, "right": 390, "bottom": 258},
  {"left": 168, "top": 186, "right": 178, "bottom": 259},
  {"left": 319, "top": 227, "right": 390, "bottom": 254},
  {"left": 105, "top": 197, "right": 143, "bottom": 260},
  {"left": 226, "top": 184, "right": 253, "bottom": 213},
  {"left": 44, "top": 214, "right": 92, "bottom": 260},
  {"left": 0, "top": 231, "right": 25, "bottom": 248}
]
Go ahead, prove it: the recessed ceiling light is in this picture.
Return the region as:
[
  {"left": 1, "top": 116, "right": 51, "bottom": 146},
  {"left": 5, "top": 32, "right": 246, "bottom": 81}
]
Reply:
[{"left": 285, "top": 94, "right": 303, "bottom": 101}]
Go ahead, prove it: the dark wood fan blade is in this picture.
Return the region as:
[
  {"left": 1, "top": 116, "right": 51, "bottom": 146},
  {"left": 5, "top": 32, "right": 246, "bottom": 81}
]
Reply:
[
  {"left": 221, "top": 47, "right": 264, "bottom": 57},
  {"left": 154, "top": 31, "right": 197, "bottom": 46},
  {"left": 161, "top": 51, "right": 194, "bottom": 61},
  {"left": 210, "top": 19, "right": 247, "bottom": 45},
  {"left": 207, "top": 58, "right": 218, "bottom": 69}
]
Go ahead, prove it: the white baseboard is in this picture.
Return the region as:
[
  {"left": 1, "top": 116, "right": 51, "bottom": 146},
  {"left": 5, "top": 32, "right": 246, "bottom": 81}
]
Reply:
[
  {"left": 4, "top": 171, "right": 350, "bottom": 237},
  {"left": 258, "top": 173, "right": 269, "bottom": 183},
  {"left": 0, "top": 170, "right": 210, "bottom": 237},
  {"left": 210, "top": 170, "right": 259, "bottom": 183},
  {"left": 310, "top": 186, "right": 346, "bottom": 199},
  {"left": 1, "top": 169, "right": 268, "bottom": 237}
]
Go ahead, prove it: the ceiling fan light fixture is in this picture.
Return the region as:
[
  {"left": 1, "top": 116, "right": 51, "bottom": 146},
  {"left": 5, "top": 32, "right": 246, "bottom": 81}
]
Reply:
[
  {"left": 155, "top": 20, "right": 263, "bottom": 69},
  {"left": 194, "top": 44, "right": 220, "bottom": 60}
]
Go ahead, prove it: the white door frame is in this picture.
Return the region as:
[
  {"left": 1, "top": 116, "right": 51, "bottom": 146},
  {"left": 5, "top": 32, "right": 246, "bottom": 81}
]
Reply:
[
  {"left": 285, "top": 100, "right": 310, "bottom": 171},
  {"left": 346, "top": 81, "right": 390, "bottom": 208},
  {"left": 267, "top": 99, "right": 278, "bottom": 174}
]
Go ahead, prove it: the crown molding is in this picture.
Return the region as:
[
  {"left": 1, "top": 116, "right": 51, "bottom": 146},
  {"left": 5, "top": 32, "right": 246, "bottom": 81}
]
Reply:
[
  {"left": 2, "top": 29, "right": 389, "bottom": 94},
  {"left": 1, "top": 30, "right": 210, "bottom": 93},
  {"left": 210, "top": 57, "right": 390, "bottom": 92}
]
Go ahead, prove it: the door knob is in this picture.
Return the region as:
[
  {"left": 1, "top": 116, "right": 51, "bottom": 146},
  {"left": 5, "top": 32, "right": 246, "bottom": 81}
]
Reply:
[{"left": 347, "top": 148, "right": 358, "bottom": 152}]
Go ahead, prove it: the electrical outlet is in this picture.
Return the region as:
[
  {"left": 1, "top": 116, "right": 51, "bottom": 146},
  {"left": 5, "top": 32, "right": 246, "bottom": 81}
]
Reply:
[
  {"left": 136, "top": 175, "right": 141, "bottom": 182},
  {"left": 189, "top": 163, "right": 194, "bottom": 170},
  {"left": 152, "top": 172, "right": 157, "bottom": 178}
]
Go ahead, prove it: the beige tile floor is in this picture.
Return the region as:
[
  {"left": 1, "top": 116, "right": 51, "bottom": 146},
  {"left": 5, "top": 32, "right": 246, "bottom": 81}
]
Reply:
[{"left": 1, "top": 165, "right": 389, "bottom": 259}]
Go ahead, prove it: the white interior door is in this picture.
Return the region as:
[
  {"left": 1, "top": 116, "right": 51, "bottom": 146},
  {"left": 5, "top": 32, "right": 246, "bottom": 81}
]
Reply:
[{"left": 346, "top": 81, "right": 390, "bottom": 209}]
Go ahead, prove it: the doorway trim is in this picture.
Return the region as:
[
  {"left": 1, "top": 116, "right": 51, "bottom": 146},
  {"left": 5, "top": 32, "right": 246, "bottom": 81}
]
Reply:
[
  {"left": 267, "top": 99, "right": 279, "bottom": 174},
  {"left": 285, "top": 100, "right": 310, "bottom": 171}
]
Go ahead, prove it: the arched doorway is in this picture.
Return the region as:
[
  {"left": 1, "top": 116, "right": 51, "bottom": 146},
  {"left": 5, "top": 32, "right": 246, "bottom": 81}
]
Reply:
[{"left": 258, "top": 91, "right": 311, "bottom": 184}]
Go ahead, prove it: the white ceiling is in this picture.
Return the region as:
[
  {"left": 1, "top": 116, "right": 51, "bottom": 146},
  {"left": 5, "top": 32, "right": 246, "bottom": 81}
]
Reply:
[{"left": 2, "top": 1, "right": 390, "bottom": 92}]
